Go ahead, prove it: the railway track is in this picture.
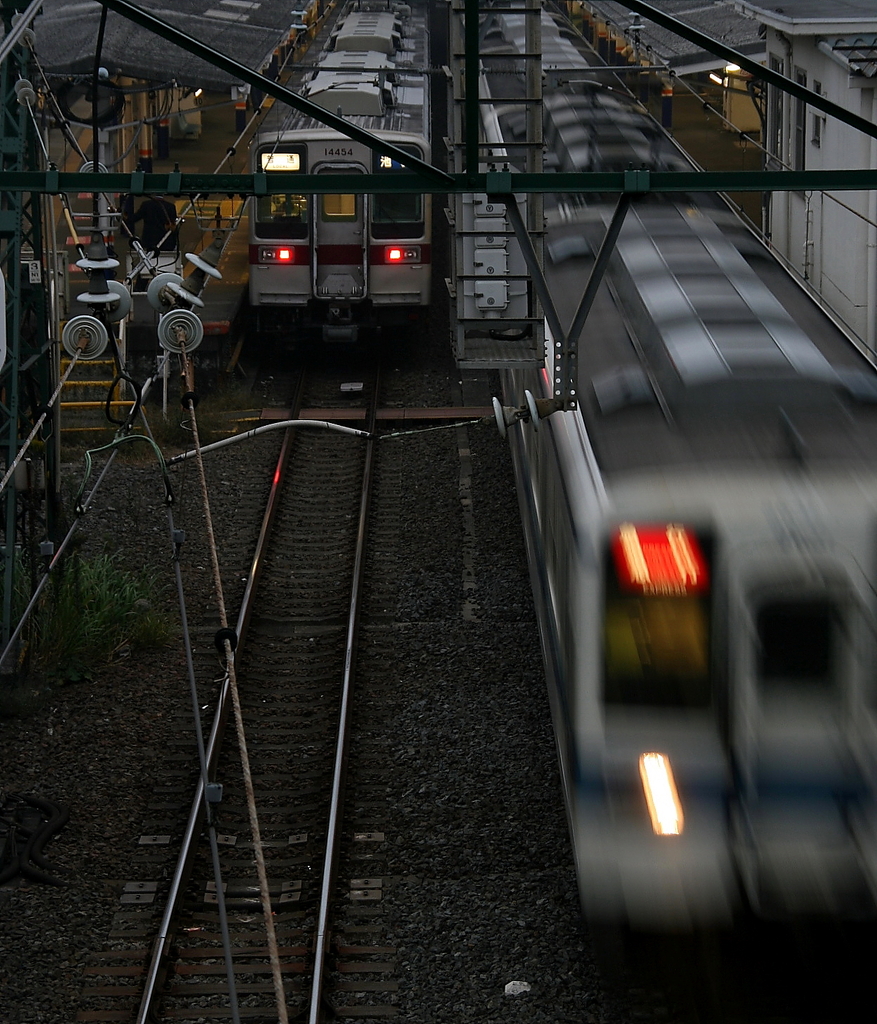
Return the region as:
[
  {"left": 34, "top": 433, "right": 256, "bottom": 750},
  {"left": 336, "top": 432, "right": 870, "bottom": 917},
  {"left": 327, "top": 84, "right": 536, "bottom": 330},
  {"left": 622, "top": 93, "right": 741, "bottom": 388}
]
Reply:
[
  {"left": 45, "top": 345, "right": 872, "bottom": 1024},
  {"left": 3, "top": 327, "right": 595, "bottom": 1024},
  {"left": 74, "top": 359, "right": 405, "bottom": 1021}
]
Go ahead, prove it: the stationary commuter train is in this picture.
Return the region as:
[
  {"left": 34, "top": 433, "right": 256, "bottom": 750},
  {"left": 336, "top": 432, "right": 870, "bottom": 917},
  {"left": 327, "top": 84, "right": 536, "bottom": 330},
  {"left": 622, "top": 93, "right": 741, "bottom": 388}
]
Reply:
[
  {"left": 249, "top": 0, "right": 432, "bottom": 342},
  {"left": 474, "top": 5, "right": 877, "bottom": 928}
]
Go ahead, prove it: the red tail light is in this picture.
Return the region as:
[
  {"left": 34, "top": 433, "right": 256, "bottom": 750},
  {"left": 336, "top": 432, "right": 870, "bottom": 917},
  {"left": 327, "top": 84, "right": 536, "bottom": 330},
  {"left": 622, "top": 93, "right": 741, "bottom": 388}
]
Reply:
[
  {"left": 255, "top": 245, "right": 296, "bottom": 264},
  {"left": 382, "top": 245, "right": 421, "bottom": 264},
  {"left": 611, "top": 523, "right": 709, "bottom": 595}
]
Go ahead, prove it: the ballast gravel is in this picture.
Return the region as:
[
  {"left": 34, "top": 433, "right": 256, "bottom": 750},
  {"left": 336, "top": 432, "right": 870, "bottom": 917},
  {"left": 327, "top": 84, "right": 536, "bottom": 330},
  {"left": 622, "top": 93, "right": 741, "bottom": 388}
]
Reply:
[{"left": 0, "top": 333, "right": 626, "bottom": 1023}]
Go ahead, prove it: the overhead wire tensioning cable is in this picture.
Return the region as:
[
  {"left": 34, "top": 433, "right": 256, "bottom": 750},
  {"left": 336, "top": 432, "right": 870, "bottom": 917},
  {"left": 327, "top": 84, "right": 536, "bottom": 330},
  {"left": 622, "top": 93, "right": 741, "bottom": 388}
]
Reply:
[
  {"left": 0, "top": 336, "right": 95, "bottom": 496},
  {"left": 177, "top": 344, "right": 289, "bottom": 1024},
  {"left": 130, "top": 401, "right": 242, "bottom": 1024}
]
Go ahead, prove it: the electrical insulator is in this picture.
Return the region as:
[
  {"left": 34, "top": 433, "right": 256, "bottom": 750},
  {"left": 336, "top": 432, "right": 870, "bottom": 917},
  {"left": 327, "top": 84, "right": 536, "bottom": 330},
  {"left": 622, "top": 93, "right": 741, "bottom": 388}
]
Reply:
[
  {"left": 61, "top": 315, "right": 109, "bottom": 359},
  {"left": 157, "top": 308, "right": 204, "bottom": 353}
]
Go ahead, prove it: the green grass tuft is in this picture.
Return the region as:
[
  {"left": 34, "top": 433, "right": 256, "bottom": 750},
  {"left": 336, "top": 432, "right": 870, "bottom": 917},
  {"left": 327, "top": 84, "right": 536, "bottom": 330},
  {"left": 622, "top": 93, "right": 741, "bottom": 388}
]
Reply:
[{"left": 2, "top": 551, "right": 176, "bottom": 694}]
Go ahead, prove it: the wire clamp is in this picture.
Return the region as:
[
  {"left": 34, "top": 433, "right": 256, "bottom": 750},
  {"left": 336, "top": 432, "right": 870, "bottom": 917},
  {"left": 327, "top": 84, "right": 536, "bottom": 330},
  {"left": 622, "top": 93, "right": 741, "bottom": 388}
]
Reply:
[{"left": 214, "top": 627, "right": 238, "bottom": 653}]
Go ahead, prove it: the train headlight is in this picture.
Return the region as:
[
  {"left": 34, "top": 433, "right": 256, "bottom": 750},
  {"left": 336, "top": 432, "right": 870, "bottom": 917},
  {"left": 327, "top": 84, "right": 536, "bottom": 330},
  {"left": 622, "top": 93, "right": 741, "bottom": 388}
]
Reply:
[{"left": 639, "top": 752, "right": 684, "bottom": 836}]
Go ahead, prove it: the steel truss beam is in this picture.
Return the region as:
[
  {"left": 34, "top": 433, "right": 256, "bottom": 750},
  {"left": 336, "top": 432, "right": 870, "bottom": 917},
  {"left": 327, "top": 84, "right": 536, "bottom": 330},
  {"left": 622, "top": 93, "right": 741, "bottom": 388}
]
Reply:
[
  {"left": 0, "top": 168, "right": 875, "bottom": 199},
  {"left": 22, "top": 0, "right": 859, "bottom": 199},
  {"left": 0, "top": 0, "right": 53, "bottom": 656}
]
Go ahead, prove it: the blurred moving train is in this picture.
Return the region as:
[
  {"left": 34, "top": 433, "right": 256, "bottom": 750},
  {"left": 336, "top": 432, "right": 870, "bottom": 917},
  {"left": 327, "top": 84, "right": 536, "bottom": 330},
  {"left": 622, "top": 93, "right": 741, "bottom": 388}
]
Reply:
[
  {"left": 249, "top": 0, "right": 432, "bottom": 342},
  {"left": 478, "top": 5, "right": 877, "bottom": 928}
]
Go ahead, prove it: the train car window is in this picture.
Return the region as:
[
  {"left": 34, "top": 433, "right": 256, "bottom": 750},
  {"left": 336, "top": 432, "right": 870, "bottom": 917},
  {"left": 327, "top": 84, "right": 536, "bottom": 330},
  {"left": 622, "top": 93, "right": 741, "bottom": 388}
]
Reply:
[
  {"left": 254, "top": 147, "right": 308, "bottom": 239},
  {"left": 371, "top": 146, "right": 425, "bottom": 238},
  {"left": 604, "top": 596, "right": 711, "bottom": 707},
  {"left": 254, "top": 194, "right": 308, "bottom": 238},
  {"left": 603, "top": 525, "right": 713, "bottom": 708},
  {"left": 757, "top": 599, "right": 834, "bottom": 688},
  {"left": 372, "top": 193, "right": 423, "bottom": 233},
  {"left": 322, "top": 193, "right": 357, "bottom": 221}
]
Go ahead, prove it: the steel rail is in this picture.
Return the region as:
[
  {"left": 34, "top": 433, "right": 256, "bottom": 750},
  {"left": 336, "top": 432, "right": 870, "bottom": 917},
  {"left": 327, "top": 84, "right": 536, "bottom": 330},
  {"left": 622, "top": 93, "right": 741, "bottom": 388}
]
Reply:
[
  {"left": 135, "top": 372, "right": 306, "bottom": 1023},
  {"left": 307, "top": 371, "right": 381, "bottom": 1024}
]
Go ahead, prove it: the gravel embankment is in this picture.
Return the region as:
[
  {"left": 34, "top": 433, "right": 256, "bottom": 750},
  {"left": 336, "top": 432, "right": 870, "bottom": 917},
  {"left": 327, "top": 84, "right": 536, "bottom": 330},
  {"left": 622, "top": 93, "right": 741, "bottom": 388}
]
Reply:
[{"left": 0, "top": 328, "right": 621, "bottom": 1022}]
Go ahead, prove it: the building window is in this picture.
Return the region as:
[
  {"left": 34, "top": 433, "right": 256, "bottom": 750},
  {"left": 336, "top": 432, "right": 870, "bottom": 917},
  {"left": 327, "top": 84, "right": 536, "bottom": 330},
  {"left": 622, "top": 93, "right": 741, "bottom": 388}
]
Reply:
[
  {"left": 811, "top": 80, "right": 824, "bottom": 147},
  {"left": 794, "top": 67, "right": 807, "bottom": 170},
  {"left": 767, "top": 54, "right": 784, "bottom": 167}
]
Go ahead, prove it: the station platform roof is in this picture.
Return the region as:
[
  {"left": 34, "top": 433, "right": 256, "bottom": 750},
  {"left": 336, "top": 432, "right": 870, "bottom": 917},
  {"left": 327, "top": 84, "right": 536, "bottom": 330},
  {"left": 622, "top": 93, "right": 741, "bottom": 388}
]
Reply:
[
  {"left": 32, "top": 0, "right": 301, "bottom": 90},
  {"left": 737, "top": 1, "right": 877, "bottom": 32},
  {"left": 582, "top": 1, "right": 766, "bottom": 75}
]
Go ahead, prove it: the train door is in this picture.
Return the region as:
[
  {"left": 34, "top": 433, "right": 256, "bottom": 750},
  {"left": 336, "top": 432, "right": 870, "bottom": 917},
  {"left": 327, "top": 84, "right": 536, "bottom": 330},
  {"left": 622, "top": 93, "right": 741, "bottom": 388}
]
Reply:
[
  {"left": 312, "top": 165, "right": 367, "bottom": 307},
  {"left": 730, "top": 564, "right": 877, "bottom": 918}
]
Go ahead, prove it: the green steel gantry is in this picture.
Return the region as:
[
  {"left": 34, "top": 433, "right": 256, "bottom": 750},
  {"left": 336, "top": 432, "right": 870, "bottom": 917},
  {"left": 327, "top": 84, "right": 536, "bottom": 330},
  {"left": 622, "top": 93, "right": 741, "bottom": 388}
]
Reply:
[{"left": 0, "top": 0, "right": 54, "bottom": 660}]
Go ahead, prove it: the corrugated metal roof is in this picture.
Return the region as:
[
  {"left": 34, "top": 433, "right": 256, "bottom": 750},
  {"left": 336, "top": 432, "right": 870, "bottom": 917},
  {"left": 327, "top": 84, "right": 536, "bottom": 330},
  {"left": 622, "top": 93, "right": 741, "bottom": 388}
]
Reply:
[
  {"left": 32, "top": 0, "right": 300, "bottom": 90},
  {"left": 737, "top": 1, "right": 877, "bottom": 25},
  {"left": 582, "top": 1, "right": 765, "bottom": 72},
  {"left": 826, "top": 34, "right": 877, "bottom": 77}
]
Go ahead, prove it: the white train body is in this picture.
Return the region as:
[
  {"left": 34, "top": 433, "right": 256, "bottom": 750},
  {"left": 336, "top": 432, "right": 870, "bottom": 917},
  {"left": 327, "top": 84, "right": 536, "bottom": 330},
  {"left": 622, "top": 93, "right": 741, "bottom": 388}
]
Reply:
[
  {"left": 482, "top": 6, "right": 877, "bottom": 928},
  {"left": 250, "top": 0, "right": 431, "bottom": 342}
]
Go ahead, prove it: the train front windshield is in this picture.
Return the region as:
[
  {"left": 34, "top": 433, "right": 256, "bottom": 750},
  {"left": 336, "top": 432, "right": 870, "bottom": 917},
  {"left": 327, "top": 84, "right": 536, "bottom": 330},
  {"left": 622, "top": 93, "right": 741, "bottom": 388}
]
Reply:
[
  {"left": 603, "top": 524, "right": 712, "bottom": 708},
  {"left": 254, "top": 147, "right": 308, "bottom": 238},
  {"left": 371, "top": 148, "right": 425, "bottom": 238}
]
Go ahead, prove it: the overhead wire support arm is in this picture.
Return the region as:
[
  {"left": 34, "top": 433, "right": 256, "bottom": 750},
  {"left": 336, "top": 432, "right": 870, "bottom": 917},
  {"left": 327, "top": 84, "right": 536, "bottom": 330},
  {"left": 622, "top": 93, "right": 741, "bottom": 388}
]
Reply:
[
  {"left": 499, "top": 190, "right": 632, "bottom": 411},
  {"left": 94, "top": 0, "right": 452, "bottom": 188}
]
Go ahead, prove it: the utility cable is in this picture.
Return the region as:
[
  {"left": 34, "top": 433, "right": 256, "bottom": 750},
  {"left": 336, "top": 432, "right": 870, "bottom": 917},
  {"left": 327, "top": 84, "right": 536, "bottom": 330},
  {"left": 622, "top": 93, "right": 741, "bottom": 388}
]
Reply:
[
  {"left": 0, "top": 338, "right": 92, "bottom": 498},
  {"left": 167, "top": 418, "right": 371, "bottom": 466},
  {"left": 178, "top": 346, "right": 289, "bottom": 1024},
  {"left": 0, "top": 794, "right": 69, "bottom": 886},
  {"left": 379, "top": 418, "right": 495, "bottom": 439},
  {"left": 128, "top": 404, "right": 241, "bottom": 1024},
  {"left": 166, "top": 416, "right": 495, "bottom": 469},
  {"left": 74, "top": 432, "right": 173, "bottom": 516},
  {"left": 0, "top": 357, "right": 172, "bottom": 673}
]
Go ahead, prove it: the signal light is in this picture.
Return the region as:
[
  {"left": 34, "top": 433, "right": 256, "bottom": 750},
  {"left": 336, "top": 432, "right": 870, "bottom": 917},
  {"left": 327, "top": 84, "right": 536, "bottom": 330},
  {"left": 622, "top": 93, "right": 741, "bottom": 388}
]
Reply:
[
  {"left": 277, "top": 248, "right": 292, "bottom": 262},
  {"left": 386, "top": 247, "right": 403, "bottom": 261}
]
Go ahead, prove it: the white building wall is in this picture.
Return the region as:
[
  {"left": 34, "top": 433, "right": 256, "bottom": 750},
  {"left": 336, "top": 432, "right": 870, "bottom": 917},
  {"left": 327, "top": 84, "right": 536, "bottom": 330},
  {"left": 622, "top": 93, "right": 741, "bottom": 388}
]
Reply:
[{"left": 763, "top": 26, "right": 877, "bottom": 351}]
